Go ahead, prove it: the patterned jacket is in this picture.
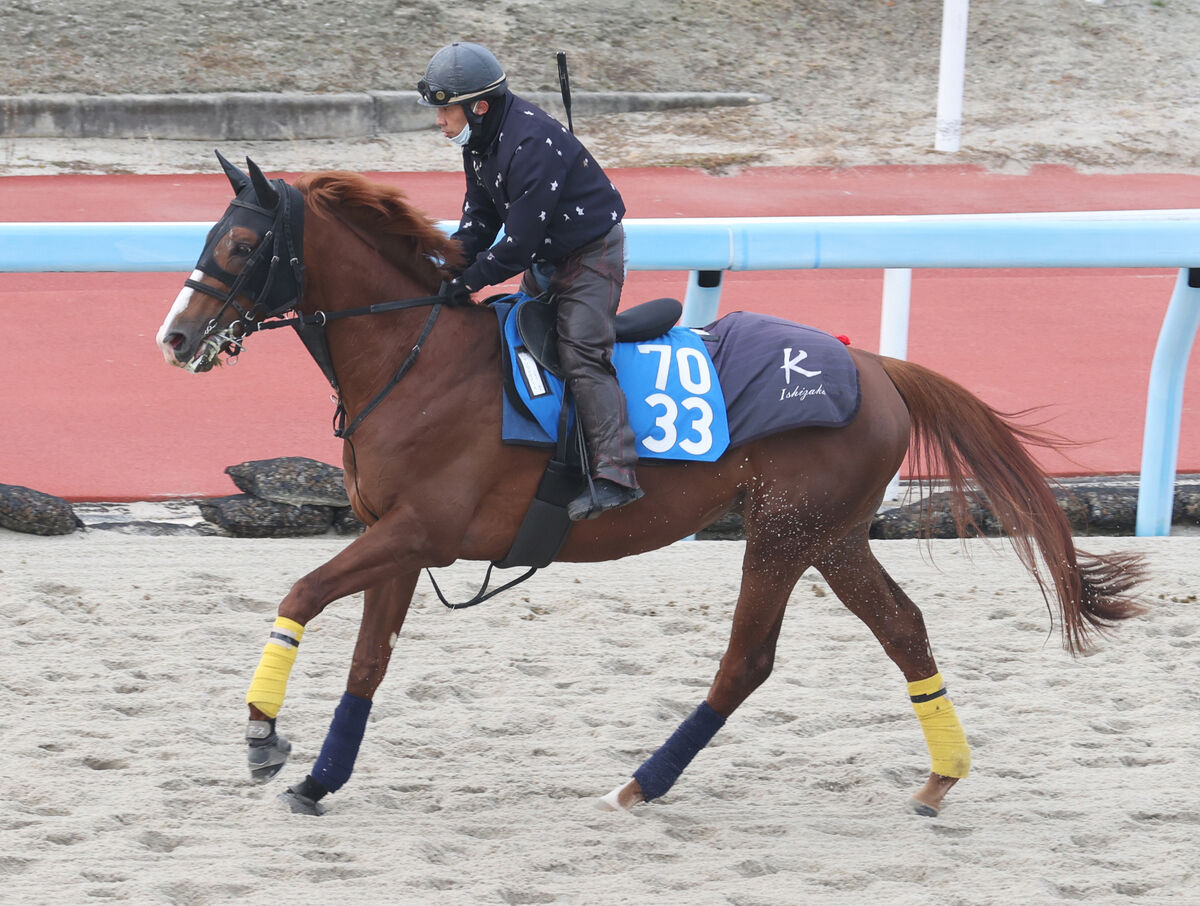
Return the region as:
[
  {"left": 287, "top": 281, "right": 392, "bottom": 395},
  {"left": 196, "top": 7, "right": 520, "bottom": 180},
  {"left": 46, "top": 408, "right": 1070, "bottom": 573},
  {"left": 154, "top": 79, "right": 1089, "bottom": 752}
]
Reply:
[{"left": 452, "top": 93, "right": 626, "bottom": 291}]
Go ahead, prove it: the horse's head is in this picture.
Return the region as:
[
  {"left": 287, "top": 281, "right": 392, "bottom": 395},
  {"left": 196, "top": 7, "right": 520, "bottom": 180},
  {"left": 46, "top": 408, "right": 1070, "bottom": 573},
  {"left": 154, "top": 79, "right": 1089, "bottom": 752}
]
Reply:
[{"left": 156, "top": 152, "right": 306, "bottom": 372}]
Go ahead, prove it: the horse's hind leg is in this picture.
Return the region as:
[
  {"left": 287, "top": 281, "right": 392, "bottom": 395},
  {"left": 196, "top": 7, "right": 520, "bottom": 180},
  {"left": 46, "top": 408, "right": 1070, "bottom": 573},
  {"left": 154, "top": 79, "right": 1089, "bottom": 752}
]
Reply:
[
  {"left": 813, "top": 530, "right": 971, "bottom": 816},
  {"left": 602, "top": 535, "right": 809, "bottom": 811}
]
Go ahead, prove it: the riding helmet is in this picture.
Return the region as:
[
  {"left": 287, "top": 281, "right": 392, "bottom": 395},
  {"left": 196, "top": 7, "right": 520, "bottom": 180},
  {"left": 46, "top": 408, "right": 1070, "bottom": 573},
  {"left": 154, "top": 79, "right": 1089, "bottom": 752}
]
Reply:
[{"left": 417, "top": 42, "right": 507, "bottom": 107}]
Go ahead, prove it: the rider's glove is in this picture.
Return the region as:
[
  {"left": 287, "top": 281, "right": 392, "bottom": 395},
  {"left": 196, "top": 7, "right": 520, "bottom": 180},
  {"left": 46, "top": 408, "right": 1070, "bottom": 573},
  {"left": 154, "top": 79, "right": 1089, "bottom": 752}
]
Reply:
[{"left": 437, "top": 278, "right": 473, "bottom": 306}]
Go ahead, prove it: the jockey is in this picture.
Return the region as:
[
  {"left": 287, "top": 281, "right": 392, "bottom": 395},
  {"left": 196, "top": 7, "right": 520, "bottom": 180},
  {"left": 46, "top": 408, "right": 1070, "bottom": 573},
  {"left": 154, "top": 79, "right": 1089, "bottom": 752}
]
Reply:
[{"left": 418, "top": 41, "right": 643, "bottom": 521}]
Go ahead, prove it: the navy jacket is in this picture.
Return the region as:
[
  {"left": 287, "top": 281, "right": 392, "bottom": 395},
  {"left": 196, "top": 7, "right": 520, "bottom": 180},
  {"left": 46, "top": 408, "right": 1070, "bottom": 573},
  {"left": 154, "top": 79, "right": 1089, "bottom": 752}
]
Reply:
[{"left": 453, "top": 93, "right": 626, "bottom": 291}]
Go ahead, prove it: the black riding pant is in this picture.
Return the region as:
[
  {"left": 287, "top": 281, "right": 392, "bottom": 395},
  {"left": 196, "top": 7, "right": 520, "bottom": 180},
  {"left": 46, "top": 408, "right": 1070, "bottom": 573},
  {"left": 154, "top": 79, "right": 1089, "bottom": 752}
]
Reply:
[{"left": 520, "top": 223, "right": 639, "bottom": 489}]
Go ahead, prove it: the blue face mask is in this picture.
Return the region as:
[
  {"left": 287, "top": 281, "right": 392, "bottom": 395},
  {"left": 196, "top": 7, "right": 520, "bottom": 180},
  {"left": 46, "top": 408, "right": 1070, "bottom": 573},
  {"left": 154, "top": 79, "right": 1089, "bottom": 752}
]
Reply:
[{"left": 447, "top": 121, "right": 471, "bottom": 147}]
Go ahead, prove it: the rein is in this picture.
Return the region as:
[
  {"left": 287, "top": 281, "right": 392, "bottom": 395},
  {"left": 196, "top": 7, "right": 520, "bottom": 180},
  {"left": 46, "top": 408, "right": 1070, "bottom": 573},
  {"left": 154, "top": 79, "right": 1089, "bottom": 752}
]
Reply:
[
  {"left": 424, "top": 563, "right": 540, "bottom": 610},
  {"left": 248, "top": 294, "right": 445, "bottom": 439}
]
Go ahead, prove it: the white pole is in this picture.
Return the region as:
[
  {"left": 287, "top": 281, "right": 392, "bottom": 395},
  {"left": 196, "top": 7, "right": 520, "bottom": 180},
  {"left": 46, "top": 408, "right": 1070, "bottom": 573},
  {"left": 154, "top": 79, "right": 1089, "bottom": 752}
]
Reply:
[
  {"left": 935, "top": 0, "right": 970, "bottom": 152},
  {"left": 880, "top": 268, "right": 913, "bottom": 503},
  {"left": 879, "top": 268, "right": 912, "bottom": 360}
]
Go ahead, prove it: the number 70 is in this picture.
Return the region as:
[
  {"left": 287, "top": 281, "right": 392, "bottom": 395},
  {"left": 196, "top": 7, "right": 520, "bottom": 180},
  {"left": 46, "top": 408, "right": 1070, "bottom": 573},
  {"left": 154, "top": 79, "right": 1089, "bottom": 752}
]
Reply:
[{"left": 636, "top": 344, "right": 712, "bottom": 394}]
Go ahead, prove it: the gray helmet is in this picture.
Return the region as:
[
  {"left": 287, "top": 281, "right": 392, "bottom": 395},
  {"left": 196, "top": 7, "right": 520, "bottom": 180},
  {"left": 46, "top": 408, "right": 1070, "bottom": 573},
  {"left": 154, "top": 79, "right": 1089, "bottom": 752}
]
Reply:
[{"left": 417, "top": 42, "right": 507, "bottom": 107}]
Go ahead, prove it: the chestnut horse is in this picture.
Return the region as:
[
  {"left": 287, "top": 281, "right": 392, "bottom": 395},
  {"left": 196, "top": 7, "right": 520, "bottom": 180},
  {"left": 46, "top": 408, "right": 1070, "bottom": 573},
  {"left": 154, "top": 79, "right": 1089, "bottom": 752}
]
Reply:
[{"left": 156, "top": 156, "right": 1146, "bottom": 817}]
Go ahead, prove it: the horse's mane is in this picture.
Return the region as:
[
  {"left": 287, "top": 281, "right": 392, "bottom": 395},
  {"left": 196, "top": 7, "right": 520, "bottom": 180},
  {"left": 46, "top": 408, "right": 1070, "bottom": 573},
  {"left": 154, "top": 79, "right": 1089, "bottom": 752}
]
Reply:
[{"left": 295, "top": 171, "right": 464, "bottom": 289}]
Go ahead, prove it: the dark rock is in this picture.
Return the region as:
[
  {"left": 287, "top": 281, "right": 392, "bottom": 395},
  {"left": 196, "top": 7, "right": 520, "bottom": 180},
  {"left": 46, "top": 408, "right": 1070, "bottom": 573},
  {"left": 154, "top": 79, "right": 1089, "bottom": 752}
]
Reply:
[
  {"left": 695, "top": 509, "right": 743, "bottom": 541},
  {"left": 224, "top": 457, "right": 349, "bottom": 507},
  {"left": 180, "top": 473, "right": 1200, "bottom": 542},
  {"left": 0, "top": 484, "right": 83, "bottom": 535},
  {"left": 871, "top": 486, "right": 1138, "bottom": 540},
  {"left": 1173, "top": 485, "right": 1200, "bottom": 525},
  {"left": 333, "top": 507, "right": 366, "bottom": 535},
  {"left": 1055, "top": 486, "right": 1139, "bottom": 534},
  {"left": 871, "top": 500, "right": 970, "bottom": 540},
  {"left": 1052, "top": 487, "right": 1091, "bottom": 532},
  {"left": 197, "top": 494, "right": 335, "bottom": 538},
  {"left": 88, "top": 520, "right": 220, "bottom": 537}
]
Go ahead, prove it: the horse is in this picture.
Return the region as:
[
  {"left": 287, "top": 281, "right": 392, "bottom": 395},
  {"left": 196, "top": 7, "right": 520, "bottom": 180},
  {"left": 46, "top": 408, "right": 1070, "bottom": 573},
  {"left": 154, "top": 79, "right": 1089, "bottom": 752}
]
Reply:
[{"left": 156, "top": 155, "right": 1147, "bottom": 817}]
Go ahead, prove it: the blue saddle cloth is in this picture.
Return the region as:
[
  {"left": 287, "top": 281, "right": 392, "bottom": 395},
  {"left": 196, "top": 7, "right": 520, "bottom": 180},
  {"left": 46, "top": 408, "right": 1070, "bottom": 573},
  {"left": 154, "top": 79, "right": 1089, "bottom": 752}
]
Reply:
[
  {"left": 495, "top": 301, "right": 859, "bottom": 461},
  {"left": 498, "top": 298, "right": 731, "bottom": 462}
]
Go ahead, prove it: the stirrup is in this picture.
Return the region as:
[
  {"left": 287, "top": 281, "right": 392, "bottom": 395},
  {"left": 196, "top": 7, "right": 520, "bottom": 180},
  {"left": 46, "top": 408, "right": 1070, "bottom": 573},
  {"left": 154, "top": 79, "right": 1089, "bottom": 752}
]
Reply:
[{"left": 567, "top": 478, "right": 644, "bottom": 521}]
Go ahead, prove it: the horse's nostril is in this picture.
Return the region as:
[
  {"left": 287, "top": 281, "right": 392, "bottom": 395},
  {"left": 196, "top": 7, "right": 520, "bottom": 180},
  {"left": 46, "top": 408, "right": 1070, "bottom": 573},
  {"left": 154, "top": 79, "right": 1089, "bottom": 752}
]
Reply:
[{"left": 164, "top": 331, "right": 193, "bottom": 363}]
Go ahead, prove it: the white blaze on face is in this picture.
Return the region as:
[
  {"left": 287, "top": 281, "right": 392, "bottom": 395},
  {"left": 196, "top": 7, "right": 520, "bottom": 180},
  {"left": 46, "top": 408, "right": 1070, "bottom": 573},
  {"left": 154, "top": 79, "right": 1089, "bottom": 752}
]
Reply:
[{"left": 156, "top": 270, "right": 205, "bottom": 364}]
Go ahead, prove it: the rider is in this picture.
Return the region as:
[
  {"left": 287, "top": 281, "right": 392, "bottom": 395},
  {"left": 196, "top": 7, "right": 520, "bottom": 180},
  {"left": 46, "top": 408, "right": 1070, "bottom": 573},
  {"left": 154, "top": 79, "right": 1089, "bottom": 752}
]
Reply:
[{"left": 418, "top": 41, "right": 642, "bottom": 521}]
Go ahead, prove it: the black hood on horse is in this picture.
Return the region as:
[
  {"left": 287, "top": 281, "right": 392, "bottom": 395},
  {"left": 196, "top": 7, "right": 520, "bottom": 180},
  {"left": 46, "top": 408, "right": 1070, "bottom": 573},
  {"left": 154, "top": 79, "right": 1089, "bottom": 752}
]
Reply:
[{"left": 186, "top": 152, "right": 307, "bottom": 325}]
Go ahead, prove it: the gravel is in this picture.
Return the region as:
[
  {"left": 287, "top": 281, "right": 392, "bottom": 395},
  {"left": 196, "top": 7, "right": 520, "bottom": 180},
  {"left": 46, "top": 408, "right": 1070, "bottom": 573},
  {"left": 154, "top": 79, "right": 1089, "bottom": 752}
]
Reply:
[{"left": 1, "top": 0, "right": 1198, "bottom": 175}]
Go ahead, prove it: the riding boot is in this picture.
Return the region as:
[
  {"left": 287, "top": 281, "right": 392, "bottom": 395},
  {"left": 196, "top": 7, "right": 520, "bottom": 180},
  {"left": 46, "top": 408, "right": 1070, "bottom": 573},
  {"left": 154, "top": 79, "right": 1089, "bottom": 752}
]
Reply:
[
  {"left": 532, "top": 223, "right": 642, "bottom": 520},
  {"left": 565, "top": 372, "right": 643, "bottom": 521}
]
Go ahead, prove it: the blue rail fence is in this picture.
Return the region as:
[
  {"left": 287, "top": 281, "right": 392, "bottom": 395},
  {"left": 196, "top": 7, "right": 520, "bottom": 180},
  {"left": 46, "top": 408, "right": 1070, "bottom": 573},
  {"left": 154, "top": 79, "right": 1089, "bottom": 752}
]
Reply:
[{"left": 2, "top": 212, "right": 1198, "bottom": 535}]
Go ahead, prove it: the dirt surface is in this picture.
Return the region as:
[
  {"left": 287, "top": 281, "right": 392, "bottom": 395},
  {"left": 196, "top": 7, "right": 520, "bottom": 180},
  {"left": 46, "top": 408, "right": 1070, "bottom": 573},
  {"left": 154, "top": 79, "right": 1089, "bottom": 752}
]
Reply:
[{"left": 1, "top": 0, "right": 1198, "bottom": 175}]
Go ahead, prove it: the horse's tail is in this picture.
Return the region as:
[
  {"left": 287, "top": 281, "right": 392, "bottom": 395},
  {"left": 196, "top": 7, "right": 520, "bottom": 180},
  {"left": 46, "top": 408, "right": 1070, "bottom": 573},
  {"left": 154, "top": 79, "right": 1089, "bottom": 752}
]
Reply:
[{"left": 877, "top": 354, "right": 1147, "bottom": 655}]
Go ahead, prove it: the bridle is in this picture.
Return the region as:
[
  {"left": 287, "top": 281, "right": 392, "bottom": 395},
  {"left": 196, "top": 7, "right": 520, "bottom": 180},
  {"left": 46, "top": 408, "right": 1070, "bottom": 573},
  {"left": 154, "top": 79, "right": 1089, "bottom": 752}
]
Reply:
[
  {"left": 187, "top": 171, "right": 447, "bottom": 441},
  {"left": 183, "top": 178, "right": 308, "bottom": 374}
]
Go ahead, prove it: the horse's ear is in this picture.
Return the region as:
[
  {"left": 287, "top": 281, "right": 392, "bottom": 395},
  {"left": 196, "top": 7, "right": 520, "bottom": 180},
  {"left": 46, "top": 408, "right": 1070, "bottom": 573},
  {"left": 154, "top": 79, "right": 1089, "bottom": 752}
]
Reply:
[
  {"left": 246, "top": 157, "right": 280, "bottom": 209},
  {"left": 215, "top": 150, "right": 250, "bottom": 195}
]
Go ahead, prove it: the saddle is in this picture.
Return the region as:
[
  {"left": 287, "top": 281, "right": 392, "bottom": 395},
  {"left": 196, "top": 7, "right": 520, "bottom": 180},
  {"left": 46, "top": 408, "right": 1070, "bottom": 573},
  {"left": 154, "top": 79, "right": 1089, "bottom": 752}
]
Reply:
[
  {"left": 494, "top": 294, "right": 683, "bottom": 572},
  {"left": 514, "top": 295, "right": 684, "bottom": 377}
]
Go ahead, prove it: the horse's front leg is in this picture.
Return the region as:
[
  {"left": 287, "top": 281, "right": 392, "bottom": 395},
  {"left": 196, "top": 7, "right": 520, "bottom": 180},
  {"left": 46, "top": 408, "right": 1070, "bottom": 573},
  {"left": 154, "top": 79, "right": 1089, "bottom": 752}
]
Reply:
[
  {"left": 275, "top": 571, "right": 419, "bottom": 815},
  {"left": 243, "top": 520, "right": 428, "bottom": 795}
]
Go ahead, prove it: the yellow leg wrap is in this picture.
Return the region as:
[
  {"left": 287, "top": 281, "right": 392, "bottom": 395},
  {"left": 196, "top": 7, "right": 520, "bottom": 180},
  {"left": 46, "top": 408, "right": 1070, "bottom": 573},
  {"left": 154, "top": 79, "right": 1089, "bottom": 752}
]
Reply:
[
  {"left": 908, "top": 672, "right": 971, "bottom": 778},
  {"left": 245, "top": 617, "right": 306, "bottom": 719}
]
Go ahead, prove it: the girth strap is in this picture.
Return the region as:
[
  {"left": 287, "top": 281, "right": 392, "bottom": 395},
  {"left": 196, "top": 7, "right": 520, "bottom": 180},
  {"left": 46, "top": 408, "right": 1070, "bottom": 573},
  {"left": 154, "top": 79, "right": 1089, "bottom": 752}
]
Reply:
[{"left": 424, "top": 563, "right": 540, "bottom": 610}]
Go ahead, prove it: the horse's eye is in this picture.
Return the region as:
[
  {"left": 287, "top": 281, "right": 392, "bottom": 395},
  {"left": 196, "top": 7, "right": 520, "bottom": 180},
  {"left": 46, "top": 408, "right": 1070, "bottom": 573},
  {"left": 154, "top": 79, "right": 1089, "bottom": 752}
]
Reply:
[{"left": 232, "top": 242, "right": 254, "bottom": 257}]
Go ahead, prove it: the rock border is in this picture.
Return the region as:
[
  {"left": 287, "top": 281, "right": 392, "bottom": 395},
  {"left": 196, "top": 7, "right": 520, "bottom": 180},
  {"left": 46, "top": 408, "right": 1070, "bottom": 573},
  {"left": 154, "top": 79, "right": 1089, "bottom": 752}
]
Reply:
[{"left": 6, "top": 467, "right": 1198, "bottom": 539}]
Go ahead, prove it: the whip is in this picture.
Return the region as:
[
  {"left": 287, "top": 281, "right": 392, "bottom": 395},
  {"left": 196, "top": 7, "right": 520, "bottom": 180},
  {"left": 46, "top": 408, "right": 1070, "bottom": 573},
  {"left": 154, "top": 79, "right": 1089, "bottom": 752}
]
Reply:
[{"left": 556, "top": 51, "right": 574, "bottom": 133}]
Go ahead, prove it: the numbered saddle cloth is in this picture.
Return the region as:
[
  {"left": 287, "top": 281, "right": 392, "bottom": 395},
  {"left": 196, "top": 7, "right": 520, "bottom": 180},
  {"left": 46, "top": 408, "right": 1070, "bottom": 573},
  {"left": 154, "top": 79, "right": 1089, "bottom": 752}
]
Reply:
[{"left": 495, "top": 301, "right": 859, "bottom": 462}]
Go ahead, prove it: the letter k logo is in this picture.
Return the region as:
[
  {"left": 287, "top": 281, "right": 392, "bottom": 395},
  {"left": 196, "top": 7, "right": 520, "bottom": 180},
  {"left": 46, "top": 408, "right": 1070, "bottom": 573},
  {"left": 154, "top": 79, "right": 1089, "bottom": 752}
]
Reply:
[{"left": 781, "top": 347, "right": 821, "bottom": 384}]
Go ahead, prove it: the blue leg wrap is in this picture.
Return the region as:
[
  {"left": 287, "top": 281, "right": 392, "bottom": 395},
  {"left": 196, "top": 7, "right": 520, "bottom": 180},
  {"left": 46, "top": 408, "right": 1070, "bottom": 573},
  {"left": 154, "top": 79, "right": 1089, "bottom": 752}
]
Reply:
[
  {"left": 632, "top": 701, "right": 726, "bottom": 801},
  {"left": 310, "top": 691, "right": 372, "bottom": 793}
]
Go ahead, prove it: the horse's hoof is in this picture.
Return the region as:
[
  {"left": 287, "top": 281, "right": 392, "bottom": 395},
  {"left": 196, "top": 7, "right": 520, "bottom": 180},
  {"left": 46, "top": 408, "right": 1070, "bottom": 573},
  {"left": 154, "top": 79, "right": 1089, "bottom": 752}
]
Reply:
[
  {"left": 910, "top": 798, "right": 939, "bottom": 818},
  {"left": 247, "top": 733, "right": 291, "bottom": 784},
  {"left": 596, "top": 780, "right": 643, "bottom": 813},
  {"left": 277, "top": 787, "right": 327, "bottom": 816},
  {"left": 596, "top": 787, "right": 630, "bottom": 813}
]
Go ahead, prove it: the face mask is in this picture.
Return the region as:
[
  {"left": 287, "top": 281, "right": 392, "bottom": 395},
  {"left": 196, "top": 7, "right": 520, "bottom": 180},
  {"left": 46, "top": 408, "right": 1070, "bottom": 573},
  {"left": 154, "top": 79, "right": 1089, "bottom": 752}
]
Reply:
[{"left": 447, "top": 121, "right": 471, "bottom": 147}]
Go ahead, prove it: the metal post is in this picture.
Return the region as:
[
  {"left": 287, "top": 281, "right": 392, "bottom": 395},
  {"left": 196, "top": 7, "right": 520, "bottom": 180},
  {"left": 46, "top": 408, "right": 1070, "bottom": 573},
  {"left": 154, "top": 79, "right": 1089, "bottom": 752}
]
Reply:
[
  {"left": 1136, "top": 268, "right": 1200, "bottom": 535},
  {"left": 935, "top": 0, "right": 970, "bottom": 152},
  {"left": 879, "top": 268, "right": 912, "bottom": 359},
  {"left": 679, "top": 268, "right": 724, "bottom": 542},
  {"left": 880, "top": 268, "right": 913, "bottom": 502},
  {"left": 681, "top": 269, "right": 724, "bottom": 328}
]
